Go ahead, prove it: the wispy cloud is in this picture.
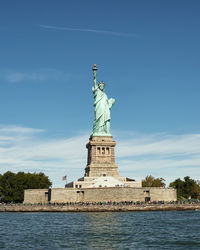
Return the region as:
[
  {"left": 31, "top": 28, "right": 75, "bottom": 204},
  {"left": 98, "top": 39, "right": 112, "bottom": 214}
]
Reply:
[
  {"left": 38, "top": 24, "right": 138, "bottom": 38},
  {"left": 0, "top": 125, "right": 44, "bottom": 134},
  {"left": 0, "top": 125, "right": 199, "bottom": 187},
  {"left": 116, "top": 133, "right": 200, "bottom": 157},
  {"left": 0, "top": 69, "right": 70, "bottom": 83},
  {"left": 0, "top": 125, "right": 88, "bottom": 187}
]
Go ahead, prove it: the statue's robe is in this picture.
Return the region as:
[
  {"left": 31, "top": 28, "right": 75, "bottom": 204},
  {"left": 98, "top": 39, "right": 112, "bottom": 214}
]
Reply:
[{"left": 92, "top": 85, "right": 112, "bottom": 135}]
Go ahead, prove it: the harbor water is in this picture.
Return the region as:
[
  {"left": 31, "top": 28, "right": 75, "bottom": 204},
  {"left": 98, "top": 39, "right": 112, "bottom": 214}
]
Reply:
[{"left": 0, "top": 211, "right": 200, "bottom": 249}]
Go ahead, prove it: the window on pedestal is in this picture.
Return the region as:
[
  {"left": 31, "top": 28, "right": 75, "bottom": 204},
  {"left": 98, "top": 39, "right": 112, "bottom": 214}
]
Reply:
[
  {"left": 97, "top": 147, "right": 101, "bottom": 155},
  {"left": 106, "top": 147, "right": 110, "bottom": 155},
  {"left": 97, "top": 147, "right": 110, "bottom": 155}
]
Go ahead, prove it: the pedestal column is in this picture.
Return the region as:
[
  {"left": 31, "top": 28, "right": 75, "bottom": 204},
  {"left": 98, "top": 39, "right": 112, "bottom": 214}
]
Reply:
[{"left": 84, "top": 136, "right": 119, "bottom": 177}]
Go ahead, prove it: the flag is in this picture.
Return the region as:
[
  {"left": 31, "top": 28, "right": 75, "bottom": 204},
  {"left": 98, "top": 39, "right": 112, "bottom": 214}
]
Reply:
[{"left": 62, "top": 176, "right": 67, "bottom": 181}]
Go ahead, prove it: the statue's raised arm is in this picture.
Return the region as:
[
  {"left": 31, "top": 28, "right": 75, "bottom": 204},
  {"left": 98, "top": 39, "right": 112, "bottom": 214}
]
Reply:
[
  {"left": 91, "top": 64, "right": 115, "bottom": 137},
  {"left": 92, "top": 64, "right": 98, "bottom": 92}
]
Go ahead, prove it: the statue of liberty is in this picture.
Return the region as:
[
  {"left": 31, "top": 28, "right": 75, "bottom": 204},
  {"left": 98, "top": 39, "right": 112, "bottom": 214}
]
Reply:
[{"left": 92, "top": 64, "right": 115, "bottom": 136}]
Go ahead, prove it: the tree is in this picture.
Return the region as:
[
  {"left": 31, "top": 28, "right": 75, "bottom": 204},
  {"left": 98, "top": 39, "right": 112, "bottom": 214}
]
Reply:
[
  {"left": 0, "top": 171, "right": 52, "bottom": 203},
  {"left": 169, "top": 176, "right": 200, "bottom": 199},
  {"left": 0, "top": 174, "right": 2, "bottom": 198},
  {"left": 142, "top": 175, "right": 166, "bottom": 187}
]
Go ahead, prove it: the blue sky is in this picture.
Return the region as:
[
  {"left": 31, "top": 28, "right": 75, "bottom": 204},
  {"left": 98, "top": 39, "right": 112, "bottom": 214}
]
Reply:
[{"left": 0, "top": 0, "right": 200, "bottom": 186}]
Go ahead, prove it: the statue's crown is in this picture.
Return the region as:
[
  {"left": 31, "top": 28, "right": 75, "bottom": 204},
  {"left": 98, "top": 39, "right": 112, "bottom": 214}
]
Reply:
[{"left": 98, "top": 81, "right": 105, "bottom": 86}]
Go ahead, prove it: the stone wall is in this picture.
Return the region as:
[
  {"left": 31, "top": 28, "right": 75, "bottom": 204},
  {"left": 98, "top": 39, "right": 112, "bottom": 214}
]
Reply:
[
  {"left": 50, "top": 188, "right": 77, "bottom": 203},
  {"left": 50, "top": 187, "right": 176, "bottom": 203},
  {"left": 149, "top": 188, "right": 177, "bottom": 201},
  {"left": 24, "top": 187, "right": 176, "bottom": 204},
  {"left": 24, "top": 189, "right": 49, "bottom": 203},
  {"left": 1, "top": 203, "right": 200, "bottom": 212}
]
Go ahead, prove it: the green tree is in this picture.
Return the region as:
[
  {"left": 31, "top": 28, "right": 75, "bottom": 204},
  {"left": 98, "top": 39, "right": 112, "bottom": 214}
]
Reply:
[
  {"left": 0, "top": 174, "right": 2, "bottom": 198},
  {"left": 142, "top": 175, "right": 166, "bottom": 187},
  {"left": 169, "top": 176, "right": 200, "bottom": 199},
  {"left": 0, "top": 171, "right": 52, "bottom": 203}
]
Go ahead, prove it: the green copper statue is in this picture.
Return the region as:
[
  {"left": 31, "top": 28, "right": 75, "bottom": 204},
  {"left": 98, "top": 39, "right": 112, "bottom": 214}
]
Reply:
[{"left": 92, "top": 64, "right": 115, "bottom": 136}]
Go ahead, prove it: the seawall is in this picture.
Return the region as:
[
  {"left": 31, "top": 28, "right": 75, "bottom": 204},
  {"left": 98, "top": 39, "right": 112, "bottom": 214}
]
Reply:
[
  {"left": 0, "top": 203, "right": 200, "bottom": 212},
  {"left": 24, "top": 187, "right": 177, "bottom": 204}
]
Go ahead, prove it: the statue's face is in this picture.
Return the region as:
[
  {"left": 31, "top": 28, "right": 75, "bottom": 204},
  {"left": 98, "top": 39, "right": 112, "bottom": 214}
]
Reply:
[{"left": 99, "top": 83, "right": 104, "bottom": 91}]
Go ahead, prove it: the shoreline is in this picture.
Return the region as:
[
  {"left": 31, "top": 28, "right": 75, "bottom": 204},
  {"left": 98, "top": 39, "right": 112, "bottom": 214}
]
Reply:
[{"left": 0, "top": 203, "right": 200, "bottom": 212}]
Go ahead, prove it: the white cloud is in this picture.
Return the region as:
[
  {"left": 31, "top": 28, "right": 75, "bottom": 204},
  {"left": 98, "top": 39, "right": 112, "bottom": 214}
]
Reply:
[
  {"left": 0, "top": 125, "right": 44, "bottom": 134},
  {"left": 116, "top": 133, "right": 200, "bottom": 157},
  {"left": 0, "top": 125, "right": 88, "bottom": 186},
  {"left": 38, "top": 24, "right": 138, "bottom": 38},
  {"left": 0, "top": 69, "right": 70, "bottom": 83},
  {"left": 0, "top": 125, "right": 199, "bottom": 187}
]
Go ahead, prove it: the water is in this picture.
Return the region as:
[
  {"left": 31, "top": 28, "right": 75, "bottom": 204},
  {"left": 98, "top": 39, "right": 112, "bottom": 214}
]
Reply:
[{"left": 0, "top": 211, "right": 200, "bottom": 249}]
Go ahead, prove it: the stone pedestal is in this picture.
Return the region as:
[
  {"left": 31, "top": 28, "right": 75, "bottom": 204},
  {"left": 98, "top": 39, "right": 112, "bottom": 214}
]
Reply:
[{"left": 84, "top": 136, "right": 119, "bottom": 177}]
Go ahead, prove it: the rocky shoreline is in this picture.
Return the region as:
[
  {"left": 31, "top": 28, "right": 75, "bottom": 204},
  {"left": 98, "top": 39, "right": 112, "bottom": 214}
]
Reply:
[{"left": 0, "top": 203, "right": 200, "bottom": 212}]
